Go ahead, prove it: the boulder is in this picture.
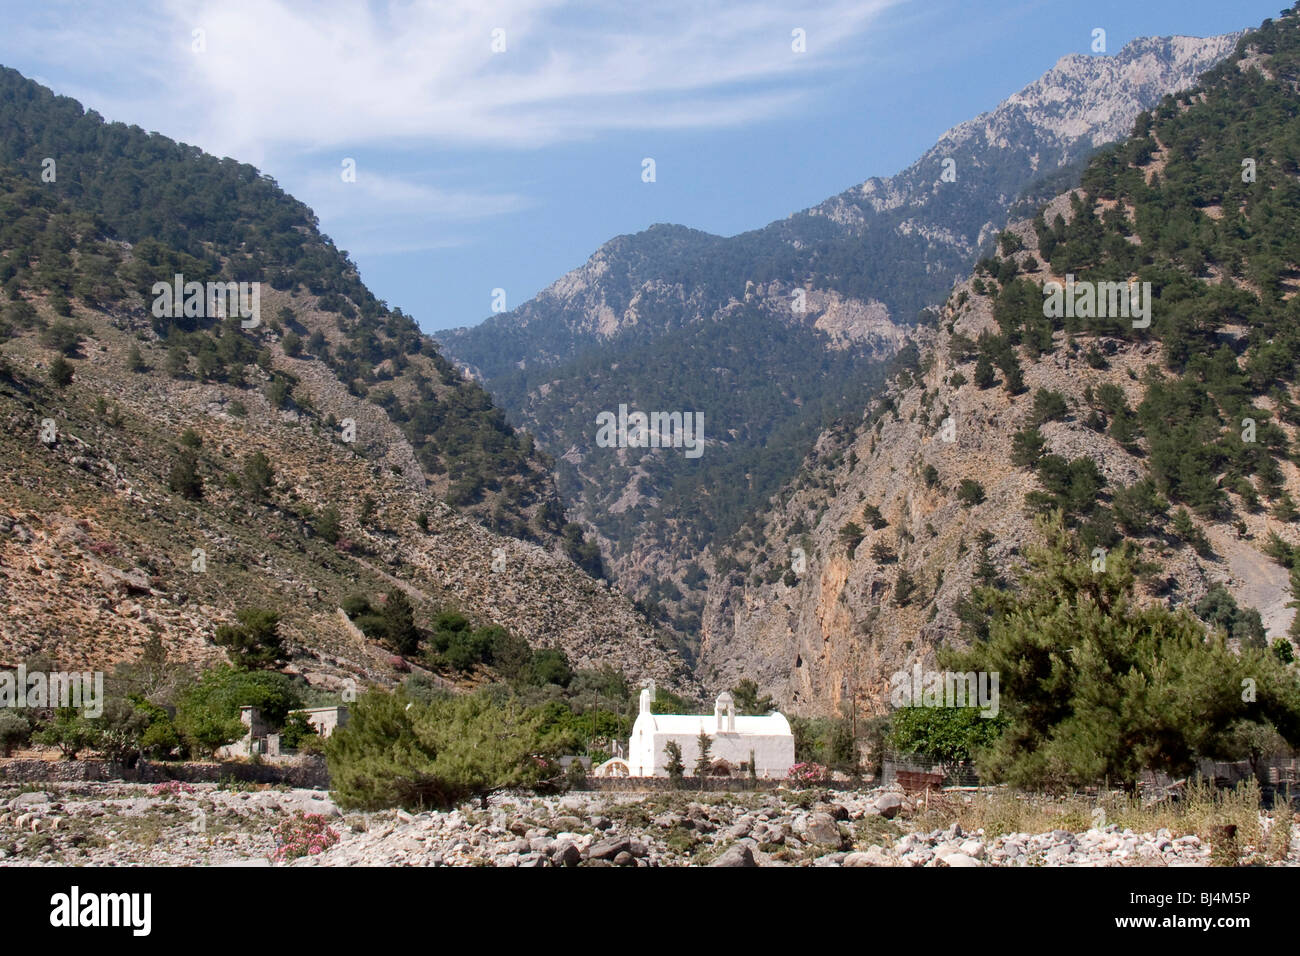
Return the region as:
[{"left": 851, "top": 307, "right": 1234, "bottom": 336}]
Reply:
[
  {"left": 553, "top": 841, "right": 582, "bottom": 867},
  {"left": 873, "top": 793, "right": 904, "bottom": 819},
  {"left": 709, "top": 844, "right": 757, "bottom": 867},
  {"left": 803, "top": 812, "right": 842, "bottom": 846},
  {"left": 587, "top": 835, "right": 632, "bottom": 861}
]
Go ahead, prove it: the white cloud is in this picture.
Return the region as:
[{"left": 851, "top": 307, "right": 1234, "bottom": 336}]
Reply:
[
  {"left": 305, "top": 168, "right": 532, "bottom": 221},
  {"left": 6, "top": 0, "right": 904, "bottom": 156}
]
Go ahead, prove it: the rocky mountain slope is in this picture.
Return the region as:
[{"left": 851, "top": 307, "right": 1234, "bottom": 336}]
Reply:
[
  {"left": 0, "top": 76, "right": 693, "bottom": 694},
  {"left": 436, "top": 33, "right": 1242, "bottom": 642},
  {"left": 700, "top": 15, "right": 1300, "bottom": 716}
]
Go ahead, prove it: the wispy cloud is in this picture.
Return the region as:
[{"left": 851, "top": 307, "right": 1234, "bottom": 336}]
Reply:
[
  {"left": 305, "top": 169, "right": 532, "bottom": 221},
  {"left": 5, "top": 0, "right": 904, "bottom": 157}
]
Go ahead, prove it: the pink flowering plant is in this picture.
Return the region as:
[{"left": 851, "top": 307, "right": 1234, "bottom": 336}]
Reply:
[
  {"left": 786, "top": 762, "right": 827, "bottom": 786},
  {"left": 271, "top": 811, "right": 340, "bottom": 862},
  {"left": 150, "top": 780, "right": 196, "bottom": 798}
]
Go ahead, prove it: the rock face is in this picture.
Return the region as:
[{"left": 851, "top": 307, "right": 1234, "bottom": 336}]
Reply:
[
  {"left": 699, "top": 201, "right": 1292, "bottom": 713},
  {"left": 437, "top": 33, "right": 1242, "bottom": 638}
]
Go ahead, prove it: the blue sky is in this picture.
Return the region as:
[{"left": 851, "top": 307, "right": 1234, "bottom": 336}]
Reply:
[{"left": 0, "top": 0, "right": 1282, "bottom": 334}]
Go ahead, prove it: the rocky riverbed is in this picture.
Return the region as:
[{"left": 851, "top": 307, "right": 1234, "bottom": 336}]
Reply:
[{"left": 1, "top": 782, "right": 1294, "bottom": 866}]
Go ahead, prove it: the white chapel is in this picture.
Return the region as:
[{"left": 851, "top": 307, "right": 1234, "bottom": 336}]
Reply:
[{"left": 607, "top": 685, "right": 795, "bottom": 779}]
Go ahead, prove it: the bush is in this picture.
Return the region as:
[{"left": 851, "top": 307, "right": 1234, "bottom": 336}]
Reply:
[
  {"left": 786, "top": 761, "right": 827, "bottom": 786},
  {"left": 33, "top": 708, "right": 98, "bottom": 760},
  {"left": 1031, "top": 388, "right": 1069, "bottom": 426},
  {"left": 956, "top": 479, "right": 985, "bottom": 506},
  {"left": 271, "top": 811, "right": 339, "bottom": 862},
  {"left": 315, "top": 505, "right": 342, "bottom": 544},
  {"left": 0, "top": 712, "right": 30, "bottom": 756},
  {"left": 887, "top": 707, "right": 1003, "bottom": 769},
  {"left": 39, "top": 321, "right": 82, "bottom": 355},
  {"left": 894, "top": 568, "right": 918, "bottom": 606},
  {"left": 174, "top": 665, "right": 302, "bottom": 757},
  {"left": 871, "top": 540, "right": 896, "bottom": 564},
  {"left": 279, "top": 711, "right": 318, "bottom": 749},
  {"left": 529, "top": 649, "right": 573, "bottom": 688}
]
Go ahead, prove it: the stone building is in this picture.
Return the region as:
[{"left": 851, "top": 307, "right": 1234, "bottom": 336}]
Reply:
[{"left": 215, "top": 704, "right": 349, "bottom": 759}]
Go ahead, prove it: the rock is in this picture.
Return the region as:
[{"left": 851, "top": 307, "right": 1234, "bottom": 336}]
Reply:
[
  {"left": 843, "top": 846, "right": 889, "bottom": 867},
  {"left": 873, "top": 793, "right": 904, "bottom": 819},
  {"left": 709, "top": 844, "right": 757, "bottom": 867},
  {"left": 552, "top": 815, "right": 584, "bottom": 832},
  {"left": 939, "top": 852, "right": 982, "bottom": 867},
  {"left": 553, "top": 841, "right": 582, "bottom": 867},
  {"left": 803, "top": 812, "right": 842, "bottom": 846},
  {"left": 11, "top": 792, "right": 51, "bottom": 809},
  {"left": 818, "top": 803, "right": 850, "bottom": 821},
  {"left": 613, "top": 851, "right": 634, "bottom": 866},
  {"left": 587, "top": 836, "right": 632, "bottom": 861}
]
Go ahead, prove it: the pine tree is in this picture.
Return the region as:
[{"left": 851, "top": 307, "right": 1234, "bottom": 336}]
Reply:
[
  {"left": 213, "top": 608, "right": 287, "bottom": 670},
  {"left": 382, "top": 587, "right": 420, "bottom": 656},
  {"left": 48, "top": 354, "right": 73, "bottom": 387},
  {"left": 946, "top": 513, "right": 1300, "bottom": 790},
  {"left": 973, "top": 530, "right": 1002, "bottom": 589},
  {"left": 694, "top": 730, "right": 713, "bottom": 778},
  {"left": 664, "top": 740, "right": 684, "bottom": 785},
  {"left": 327, "top": 690, "right": 548, "bottom": 811},
  {"left": 168, "top": 448, "right": 204, "bottom": 500},
  {"left": 242, "top": 451, "right": 274, "bottom": 500}
]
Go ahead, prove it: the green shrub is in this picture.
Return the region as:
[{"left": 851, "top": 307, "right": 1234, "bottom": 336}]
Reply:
[{"left": 956, "top": 479, "right": 985, "bottom": 506}]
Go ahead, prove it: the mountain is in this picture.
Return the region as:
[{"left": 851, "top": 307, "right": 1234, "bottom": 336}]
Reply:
[
  {"left": 437, "top": 32, "right": 1243, "bottom": 642},
  {"left": 0, "top": 70, "right": 694, "bottom": 694},
  {"left": 700, "top": 13, "right": 1300, "bottom": 715}
]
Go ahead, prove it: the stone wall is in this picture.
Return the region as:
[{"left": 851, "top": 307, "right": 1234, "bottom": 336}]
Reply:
[
  {"left": 0, "top": 757, "right": 330, "bottom": 788},
  {"left": 579, "top": 776, "right": 867, "bottom": 793}
]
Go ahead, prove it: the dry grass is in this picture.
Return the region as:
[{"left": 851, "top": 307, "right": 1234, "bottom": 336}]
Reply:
[{"left": 914, "top": 779, "right": 1271, "bottom": 849}]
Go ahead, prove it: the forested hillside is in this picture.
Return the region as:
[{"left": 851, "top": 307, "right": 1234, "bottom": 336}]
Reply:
[
  {"left": 0, "top": 66, "right": 576, "bottom": 543},
  {"left": 0, "top": 73, "right": 692, "bottom": 695},
  {"left": 438, "top": 35, "right": 1240, "bottom": 643},
  {"left": 701, "top": 12, "right": 1300, "bottom": 719}
]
